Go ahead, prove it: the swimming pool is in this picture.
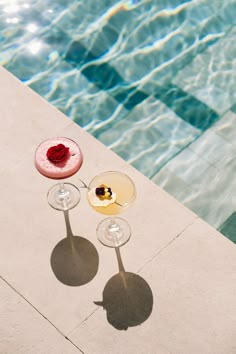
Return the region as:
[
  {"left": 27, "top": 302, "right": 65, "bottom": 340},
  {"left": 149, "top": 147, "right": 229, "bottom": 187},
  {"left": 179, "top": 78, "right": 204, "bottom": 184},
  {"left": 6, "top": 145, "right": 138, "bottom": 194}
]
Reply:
[{"left": 1, "top": 0, "right": 236, "bottom": 242}]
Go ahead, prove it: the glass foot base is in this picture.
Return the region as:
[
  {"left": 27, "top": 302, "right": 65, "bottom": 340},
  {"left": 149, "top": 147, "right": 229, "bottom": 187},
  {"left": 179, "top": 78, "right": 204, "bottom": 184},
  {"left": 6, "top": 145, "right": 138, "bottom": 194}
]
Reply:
[
  {"left": 97, "top": 217, "right": 131, "bottom": 248},
  {"left": 47, "top": 183, "right": 81, "bottom": 211}
]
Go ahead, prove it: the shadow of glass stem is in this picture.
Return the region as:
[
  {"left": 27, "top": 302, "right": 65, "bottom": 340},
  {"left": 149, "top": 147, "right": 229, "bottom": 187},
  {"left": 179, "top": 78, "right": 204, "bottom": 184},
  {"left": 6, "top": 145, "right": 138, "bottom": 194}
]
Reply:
[
  {"left": 94, "top": 248, "right": 153, "bottom": 330},
  {"left": 50, "top": 210, "right": 99, "bottom": 286}
]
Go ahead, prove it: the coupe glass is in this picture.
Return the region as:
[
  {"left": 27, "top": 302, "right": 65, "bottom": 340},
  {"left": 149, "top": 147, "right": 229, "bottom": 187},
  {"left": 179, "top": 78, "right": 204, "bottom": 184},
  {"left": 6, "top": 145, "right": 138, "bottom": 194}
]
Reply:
[
  {"left": 87, "top": 171, "right": 136, "bottom": 247},
  {"left": 34, "top": 137, "right": 83, "bottom": 211}
]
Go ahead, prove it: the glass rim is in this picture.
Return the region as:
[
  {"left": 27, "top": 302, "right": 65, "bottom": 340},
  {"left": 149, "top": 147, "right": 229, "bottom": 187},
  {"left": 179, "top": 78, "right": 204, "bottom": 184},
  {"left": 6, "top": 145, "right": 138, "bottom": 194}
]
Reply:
[
  {"left": 34, "top": 136, "right": 83, "bottom": 180},
  {"left": 88, "top": 170, "right": 136, "bottom": 205},
  {"left": 35, "top": 136, "right": 82, "bottom": 151}
]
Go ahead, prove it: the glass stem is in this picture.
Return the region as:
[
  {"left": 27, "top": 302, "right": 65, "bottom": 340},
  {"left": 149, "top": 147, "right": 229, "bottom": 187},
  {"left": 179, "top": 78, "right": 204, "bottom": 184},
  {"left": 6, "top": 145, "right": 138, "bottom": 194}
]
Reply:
[
  {"left": 107, "top": 217, "right": 121, "bottom": 247},
  {"left": 59, "top": 182, "right": 65, "bottom": 193},
  {"left": 58, "top": 182, "right": 68, "bottom": 210},
  {"left": 109, "top": 217, "right": 120, "bottom": 233}
]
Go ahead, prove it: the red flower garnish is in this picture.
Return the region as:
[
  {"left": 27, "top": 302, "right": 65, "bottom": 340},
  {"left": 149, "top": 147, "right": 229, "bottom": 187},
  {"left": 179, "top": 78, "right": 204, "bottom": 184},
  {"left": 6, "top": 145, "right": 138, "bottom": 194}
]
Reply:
[{"left": 46, "top": 144, "right": 70, "bottom": 163}]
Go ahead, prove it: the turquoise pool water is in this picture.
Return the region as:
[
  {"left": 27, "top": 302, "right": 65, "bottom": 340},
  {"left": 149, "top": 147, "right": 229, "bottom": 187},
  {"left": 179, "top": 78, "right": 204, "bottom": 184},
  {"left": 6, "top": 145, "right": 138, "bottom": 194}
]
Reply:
[{"left": 1, "top": 0, "right": 236, "bottom": 241}]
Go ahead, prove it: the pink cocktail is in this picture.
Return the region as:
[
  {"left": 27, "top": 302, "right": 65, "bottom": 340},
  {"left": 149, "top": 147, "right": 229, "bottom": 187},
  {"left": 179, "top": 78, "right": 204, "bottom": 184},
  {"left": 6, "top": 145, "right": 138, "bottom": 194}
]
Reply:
[{"left": 35, "top": 137, "right": 83, "bottom": 210}]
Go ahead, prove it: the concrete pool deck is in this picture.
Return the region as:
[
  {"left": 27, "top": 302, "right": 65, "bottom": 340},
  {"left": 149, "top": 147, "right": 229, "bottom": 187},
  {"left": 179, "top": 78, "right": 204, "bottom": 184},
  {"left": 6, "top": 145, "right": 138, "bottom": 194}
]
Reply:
[{"left": 0, "top": 65, "right": 235, "bottom": 353}]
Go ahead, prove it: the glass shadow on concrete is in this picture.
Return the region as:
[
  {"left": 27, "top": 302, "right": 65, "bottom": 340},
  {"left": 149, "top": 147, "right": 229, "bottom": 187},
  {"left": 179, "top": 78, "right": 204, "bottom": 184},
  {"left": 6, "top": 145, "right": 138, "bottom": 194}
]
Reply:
[
  {"left": 50, "top": 210, "right": 99, "bottom": 286},
  {"left": 94, "top": 248, "right": 153, "bottom": 330}
]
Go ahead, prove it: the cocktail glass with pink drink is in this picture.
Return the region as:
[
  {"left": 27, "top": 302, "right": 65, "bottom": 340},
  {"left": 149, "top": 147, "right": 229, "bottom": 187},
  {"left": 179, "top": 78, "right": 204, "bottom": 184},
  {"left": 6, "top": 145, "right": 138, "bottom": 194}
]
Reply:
[{"left": 34, "top": 137, "right": 83, "bottom": 211}]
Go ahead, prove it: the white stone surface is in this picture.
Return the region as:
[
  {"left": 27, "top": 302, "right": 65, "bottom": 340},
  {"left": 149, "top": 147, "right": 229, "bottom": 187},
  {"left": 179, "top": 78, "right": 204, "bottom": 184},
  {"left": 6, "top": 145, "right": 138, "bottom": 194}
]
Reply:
[
  {"left": 0, "top": 278, "right": 81, "bottom": 354},
  {"left": 0, "top": 65, "right": 235, "bottom": 353},
  {"left": 0, "top": 65, "right": 196, "bottom": 336},
  {"left": 0, "top": 66, "right": 71, "bottom": 174},
  {"left": 69, "top": 219, "right": 236, "bottom": 354}
]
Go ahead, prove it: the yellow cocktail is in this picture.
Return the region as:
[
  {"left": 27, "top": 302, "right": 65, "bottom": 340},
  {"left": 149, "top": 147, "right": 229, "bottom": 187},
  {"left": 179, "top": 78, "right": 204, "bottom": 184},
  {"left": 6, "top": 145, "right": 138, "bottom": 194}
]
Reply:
[{"left": 87, "top": 171, "right": 136, "bottom": 247}]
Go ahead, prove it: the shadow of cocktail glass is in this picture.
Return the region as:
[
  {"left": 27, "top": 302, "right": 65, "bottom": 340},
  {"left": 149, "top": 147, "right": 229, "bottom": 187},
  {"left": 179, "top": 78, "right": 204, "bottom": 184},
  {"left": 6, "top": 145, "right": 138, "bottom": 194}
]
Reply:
[
  {"left": 50, "top": 210, "right": 99, "bottom": 286},
  {"left": 94, "top": 248, "right": 153, "bottom": 330}
]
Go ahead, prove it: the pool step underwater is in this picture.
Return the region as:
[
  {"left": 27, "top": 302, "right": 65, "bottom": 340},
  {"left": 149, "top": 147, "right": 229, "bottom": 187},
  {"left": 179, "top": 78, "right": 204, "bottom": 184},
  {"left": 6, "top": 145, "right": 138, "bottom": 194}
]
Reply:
[{"left": 219, "top": 213, "right": 236, "bottom": 244}]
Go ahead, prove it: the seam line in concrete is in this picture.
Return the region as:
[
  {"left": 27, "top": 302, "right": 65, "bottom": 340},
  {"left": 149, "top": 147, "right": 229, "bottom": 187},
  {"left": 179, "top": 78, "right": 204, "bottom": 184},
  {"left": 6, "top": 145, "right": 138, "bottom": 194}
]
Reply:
[
  {"left": 66, "top": 216, "right": 200, "bottom": 338},
  {"left": 137, "top": 216, "right": 200, "bottom": 274},
  {"left": 0, "top": 276, "right": 84, "bottom": 354},
  {"left": 67, "top": 306, "right": 101, "bottom": 337}
]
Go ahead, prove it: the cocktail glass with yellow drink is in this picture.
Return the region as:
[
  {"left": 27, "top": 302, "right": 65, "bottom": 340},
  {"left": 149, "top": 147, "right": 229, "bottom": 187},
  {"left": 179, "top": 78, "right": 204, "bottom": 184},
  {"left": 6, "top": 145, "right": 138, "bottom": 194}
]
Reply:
[{"left": 87, "top": 171, "right": 136, "bottom": 247}]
